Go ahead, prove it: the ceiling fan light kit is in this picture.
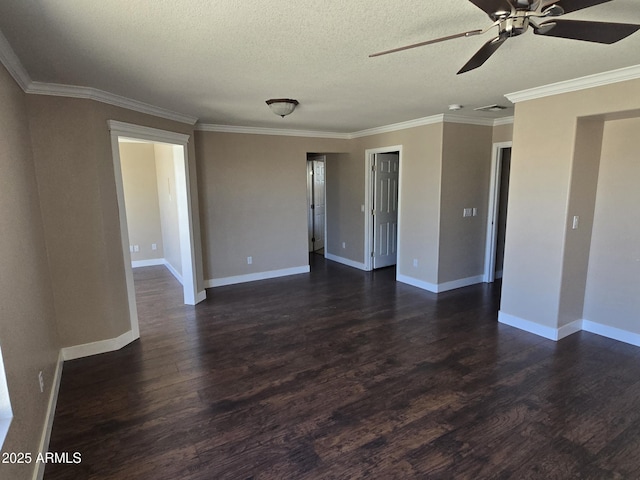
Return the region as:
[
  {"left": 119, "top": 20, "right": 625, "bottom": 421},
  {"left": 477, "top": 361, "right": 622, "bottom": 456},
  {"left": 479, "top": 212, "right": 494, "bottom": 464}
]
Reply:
[
  {"left": 370, "top": 0, "right": 640, "bottom": 74},
  {"left": 265, "top": 98, "right": 299, "bottom": 117}
]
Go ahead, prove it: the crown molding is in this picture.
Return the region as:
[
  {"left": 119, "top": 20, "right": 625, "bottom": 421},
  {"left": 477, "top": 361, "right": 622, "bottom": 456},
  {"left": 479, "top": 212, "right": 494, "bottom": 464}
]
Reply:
[
  {"left": 195, "top": 123, "right": 351, "bottom": 139},
  {"left": 443, "top": 114, "right": 497, "bottom": 127},
  {"left": 506, "top": 65, "right": 640, "bottom": 103},
  {"left": 493, "top": 116, "right": 514, "bottom": 126},
  {"left": 350, "top": 114, "right": 445, "bottom": 138},
  {"left": 108, "top": 120, "right": 190, "bottom": 145},
  {"left": 27, "top": 81, "right": 198, "bottom": 125},
  {"left": 0, "top": 30, "right": 31, "bottom": 90}
]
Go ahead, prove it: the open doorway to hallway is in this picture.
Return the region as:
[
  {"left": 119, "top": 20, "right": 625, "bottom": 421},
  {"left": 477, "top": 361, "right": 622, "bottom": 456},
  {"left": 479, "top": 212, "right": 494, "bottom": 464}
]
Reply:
[
  {"left": 109, "top": 121, "right": 204, "bottom": 340},
  {"left": 484, "top": 142, "right": 512, "bottom": 283},
  {"left": 307, "top": 154, "right": 326, "bottom": 256}
]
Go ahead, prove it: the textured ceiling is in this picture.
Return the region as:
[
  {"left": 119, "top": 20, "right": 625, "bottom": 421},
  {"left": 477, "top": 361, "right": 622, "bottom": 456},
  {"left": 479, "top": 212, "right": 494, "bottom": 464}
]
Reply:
[{"left": 1, "top": 0, "right": 639, "bottom": 132}]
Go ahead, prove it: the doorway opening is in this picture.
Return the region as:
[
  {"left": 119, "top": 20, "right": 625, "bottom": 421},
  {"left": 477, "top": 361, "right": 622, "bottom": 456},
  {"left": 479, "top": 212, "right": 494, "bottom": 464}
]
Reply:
[
  {"left": 109, "top": 121, "right": 204, "bottom": 339},
  {"left": 484, "top": 142, "right": 512, "bottom": 283},
  {"left": 307, "top": 154, "right": 326, "bottom": 256},
  {"left": 364, "top": 146, "right": 402, "bottom": 271}
]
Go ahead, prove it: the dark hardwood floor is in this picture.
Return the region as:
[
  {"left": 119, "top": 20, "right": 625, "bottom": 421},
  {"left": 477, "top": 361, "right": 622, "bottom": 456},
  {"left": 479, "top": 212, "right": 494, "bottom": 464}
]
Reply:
[{"left": 45, "top": 256, "right": 640, "bottom": 479}]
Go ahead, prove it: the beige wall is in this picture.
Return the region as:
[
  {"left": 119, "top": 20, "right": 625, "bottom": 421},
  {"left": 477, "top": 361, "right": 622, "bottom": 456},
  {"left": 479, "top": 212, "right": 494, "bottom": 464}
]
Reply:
[
  {"left": 0, "top": 66, "right": 60, "bottom": 479},
  {"left": 351, "top": 124, "right": 444, "bottom": 285},
  {"left": 120, "top": 142, "right": 164, "bottom": 262},
  {"left": 324, "top": 153, "right": 356, "bottom": 259},
  {"left": 26, "top": 95, "right": 201, "bottom": 348},
  {"left": 501, "top": 77, "right": 640, "bottom": 332},
  {"left": 492, "top": 122, "right": 513, "bottom": 144},
  {"left": 154, "top": 143, "right": 182, "bottom": 275},
  {"left": 194, "top": 131, "right": 348, "bottom": 281},
  {"left": 583, "top": 117, "right": 640, "bottom": 334},
  {"left": 438, "top": 123, "right": 493, "bottom": 283}
]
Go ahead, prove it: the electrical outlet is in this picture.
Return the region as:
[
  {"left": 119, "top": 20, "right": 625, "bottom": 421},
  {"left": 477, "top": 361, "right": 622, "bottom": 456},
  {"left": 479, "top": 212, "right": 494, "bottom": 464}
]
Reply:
[
  {"left": 413, "top": 259, "right": 418, "bottom": 268},
  {"left": 134, "top": 245, "right": 139, "bottom": 252},
  {"left": 38, "top": 371, "right": 44, "bottom": 393},
  {"left": 129, "top": 245, "right": 134, "bottom": 253},
  {"left": 247, "top": 256, "right": 252, "bottom": 265},
  {"left": 472, "top": 208, "right": 478, "bottom": 217},
  {"left": 342, "top": 242, "right": 346, "bottom": 249},
  {"left": 152, "top": 243, "right": 157, "bottom": 251}
]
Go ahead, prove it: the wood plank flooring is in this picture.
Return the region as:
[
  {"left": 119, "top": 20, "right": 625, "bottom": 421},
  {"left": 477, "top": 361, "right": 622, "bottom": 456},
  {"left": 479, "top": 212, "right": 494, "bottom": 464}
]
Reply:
[{"left": 45, "top": 256, "right": 640, "bottom": 479}]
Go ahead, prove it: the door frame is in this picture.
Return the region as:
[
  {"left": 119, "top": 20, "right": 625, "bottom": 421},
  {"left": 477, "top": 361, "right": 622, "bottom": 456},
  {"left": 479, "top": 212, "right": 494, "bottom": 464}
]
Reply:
[
  {"left": 108, "top": 120, "right": 204, "bottom": 339},
  {"left": 307, "top": 154, "right": 326, "bottom": 255},
  {"left": 484, "top": 141, "right": 512, "bottom": 283},
  {"left": 364, "top": 145, "right": 403, "bottom": 271}
]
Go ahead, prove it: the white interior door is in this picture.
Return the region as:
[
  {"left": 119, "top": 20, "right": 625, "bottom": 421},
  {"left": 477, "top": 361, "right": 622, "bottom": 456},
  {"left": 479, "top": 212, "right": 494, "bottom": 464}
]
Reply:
[
  {"left": 312, "top": 160, "right": 326, "bottom": 251},
  {"left": 372, "top": 153, "right": 399, "bottom": 269}
]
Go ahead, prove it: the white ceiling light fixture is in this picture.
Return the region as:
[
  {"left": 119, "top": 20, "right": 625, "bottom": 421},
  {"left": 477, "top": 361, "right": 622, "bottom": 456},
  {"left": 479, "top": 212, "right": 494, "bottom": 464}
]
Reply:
[
  {"left": 266, "top": 98, "right": 299, "bottom": 117},
  {"left": 448, "top": 104, "right": 464, "bottom": 111}
]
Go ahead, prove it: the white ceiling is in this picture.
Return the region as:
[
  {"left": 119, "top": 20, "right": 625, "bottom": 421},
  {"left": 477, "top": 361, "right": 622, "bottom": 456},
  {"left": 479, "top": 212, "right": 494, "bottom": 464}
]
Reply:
[{"left": 1, "top": 0, "right": 639, "bottom": 133}]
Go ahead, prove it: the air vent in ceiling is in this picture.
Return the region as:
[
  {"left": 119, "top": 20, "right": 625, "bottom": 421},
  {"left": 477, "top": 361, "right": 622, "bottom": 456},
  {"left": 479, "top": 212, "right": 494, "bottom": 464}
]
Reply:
[{"left": 474, "top": 104, "right": 508, "bottom": 112}]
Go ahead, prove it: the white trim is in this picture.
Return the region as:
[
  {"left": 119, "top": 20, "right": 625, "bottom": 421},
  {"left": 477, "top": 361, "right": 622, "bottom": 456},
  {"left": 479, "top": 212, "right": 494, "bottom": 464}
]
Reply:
[
  {"left": 498, "top": 311, "right": 561, "bottom": 340},
  {"left": 352, "top": 115, "right": 445, "bottom": 138},
  {"left": 484, "top": 141, "right": 512, "bottom": 283},
  {"left": 442, "top": 114, "right": 497, "bottom": 127},
  {"left": 164, "top": 260, "right": 183, "bottom": 285},
  {"left": 196, "top": 290, "right": 207, "bottom": 303},
  {"left": 506, "top": 65, "right": 640, "bottom": 103},
  {"left": 109, "top": 129, "right": 141, "bottom": 340},
  {"left": 196, "top": 114, "right": 514, "bottom": 141},
  {"left": 325, "top": 253, "right": 367, "bottom": 271},
  {"left": 398, "top": 274, "right": 484, "bottom": 294},
  {"left": 132, "top": 258, "right": 165, "bottom": 268},
  {"left": 493, "top": 116, "right": 514, "bottom": 126},
  {"left": 205, "top": 266, "right": 310, "bottom": 288},
  {"left": 397, "top": 274, "right": 438, "bottom": 293},
  {"left": 109, "top": 121, "right": 203, "bottom": 315},
  {"left": 583, "top": 320, "right": 640, "bottom": 347},
  {"left": 0, "top": 30, "right": 31, "bottom": 90},
  {"left": 28, "top": 82, "right": 197, "bottom": 125},
  {"left": 32, "top": 352, "right": 64, "bottom": 480},
  {"left": 364, "top": 145, "right": 403, "bottom": 271},
  {"left": 195, "top": 123, "right": 350, "bottom": 139},
  {"left": 109, "top": 120, "right": 190, "bottom": 145},
  {"left": 437, "top": 275, "right": 485, "bottom": 293},
  {"left": 61, "top": 330, "right": 137, "bottom": 361},
  {"left": 498, "top": 311, "right": 582, "bottom": 341}
]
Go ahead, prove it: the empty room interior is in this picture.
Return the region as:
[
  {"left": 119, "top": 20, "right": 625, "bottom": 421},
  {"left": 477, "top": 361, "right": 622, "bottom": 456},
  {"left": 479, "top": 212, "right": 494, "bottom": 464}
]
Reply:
[{"left": 1, "top": 0, "right": 639, "bottom": 478}]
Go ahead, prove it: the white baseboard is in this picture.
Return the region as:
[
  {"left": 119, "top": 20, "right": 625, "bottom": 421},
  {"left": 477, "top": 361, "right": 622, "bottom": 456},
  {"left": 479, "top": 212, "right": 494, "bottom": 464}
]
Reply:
[
  {"left": 397, "top": 274, "right": 484, "bottom": 294},
  {"left": 324, "top": 253, "right": 367, "bottom": 271},
  {"left": 396, "top": 274, "right": 438, "bottom": 293},
  {"left": 131, "top": 258, "right": 165, "bottom": 268},
  {"left": 205, "top": 265, "right": 310, "bottom": 288},
  {"left": 583, "top": 320, "right": 640, "bottom": 347},
  {"left": 33, "top": 351, "right": 64, "bottom": 480},
  {"left": 437, "top": 275, "right": 485, "bottom": 293},
  {"left": 163, "top": 260, "right": 183, "bottom": 285},
  {"left": 196, "top": 290, "right": 207, "bottom": 303},
  {"left": 132, "top": 259, "right": 183, "bottom": 285},
  {"left": 498, "top": 311, "right": 566, "bottom": 341},
  {"left": 61, "top": 330, "right": 138, "bottom": 361},
  {"left": 498, "top": 312, "right": 640, "bottom": 347}
]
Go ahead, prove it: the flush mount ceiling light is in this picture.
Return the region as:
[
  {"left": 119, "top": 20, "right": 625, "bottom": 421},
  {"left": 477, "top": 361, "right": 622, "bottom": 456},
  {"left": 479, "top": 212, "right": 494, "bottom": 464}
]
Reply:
[
  {"left": 266, "top": 98, "right": 299, "bottom": 117},
  {"left": 448, "top": 104, "right": 464, "bottom": 111}
]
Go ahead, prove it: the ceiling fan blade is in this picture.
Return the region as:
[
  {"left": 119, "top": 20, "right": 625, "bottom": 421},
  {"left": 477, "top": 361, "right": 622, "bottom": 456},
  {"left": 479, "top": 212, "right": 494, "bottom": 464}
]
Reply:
[
  {"left": 542, "top": 0, "right": 613, "bottom": 14},
  {"left": 457, "top": 34, "right": 508, "bottom": 74},
  {"left": 535, "top": 19, "right": 640, "bottom": 44},
  {"left": 369, "top": 29, "right": 483, "bottom": 57},
  {"left": 468, "top": 0, "right": 513, "bottom": 16}
]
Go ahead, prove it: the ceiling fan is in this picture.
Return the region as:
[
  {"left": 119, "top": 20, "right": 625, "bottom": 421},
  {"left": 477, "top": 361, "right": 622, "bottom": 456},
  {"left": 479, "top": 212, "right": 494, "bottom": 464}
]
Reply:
[{"left": 370, "top": 0, "right": 640, "bottom": 74}]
